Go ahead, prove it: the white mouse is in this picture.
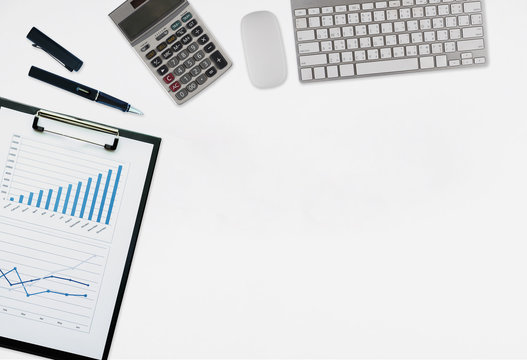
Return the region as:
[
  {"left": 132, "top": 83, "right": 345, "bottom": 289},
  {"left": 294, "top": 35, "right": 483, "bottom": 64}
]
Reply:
[{"left": 241, "top": 11, "right": 288, "bottom": 89}]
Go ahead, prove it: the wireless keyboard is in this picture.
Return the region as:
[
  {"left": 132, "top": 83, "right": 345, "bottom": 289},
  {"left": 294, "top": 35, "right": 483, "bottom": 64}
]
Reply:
[{"left": 291, "top": 0, "right": 488, "bottom": 82}]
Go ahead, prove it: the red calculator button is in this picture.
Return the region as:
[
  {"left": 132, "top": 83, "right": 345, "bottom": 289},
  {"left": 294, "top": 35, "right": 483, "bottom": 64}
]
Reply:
[
  {"left": 164, "top": 73, "right": 175, "bottom": 84},
  {"left": 170, "top": 81, "right": 181, "bottom": 92}
]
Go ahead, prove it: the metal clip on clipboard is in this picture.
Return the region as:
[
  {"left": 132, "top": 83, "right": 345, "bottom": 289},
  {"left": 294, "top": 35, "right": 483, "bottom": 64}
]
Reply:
[
  {"left": 0, "top": 96, "right": 119, "bottom": 151},
  {"left": 33, "top": 109, "right": 120, "bottom": 151}
]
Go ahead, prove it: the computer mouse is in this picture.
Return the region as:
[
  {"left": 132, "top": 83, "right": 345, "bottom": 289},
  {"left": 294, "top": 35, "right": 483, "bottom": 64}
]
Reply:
[{"left": 241, "top": 11, "right": 287, "bottom": 89}]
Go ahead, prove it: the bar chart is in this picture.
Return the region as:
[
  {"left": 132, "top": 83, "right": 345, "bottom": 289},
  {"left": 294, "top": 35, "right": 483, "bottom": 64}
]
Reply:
[{"left": 1, "top": 135, "right": 126, "bottom": 226}]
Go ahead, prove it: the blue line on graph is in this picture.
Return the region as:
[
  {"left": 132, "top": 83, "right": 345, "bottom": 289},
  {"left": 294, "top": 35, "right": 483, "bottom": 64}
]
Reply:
[
  {"left": 97, "top": 170, "right": 112, "bottom": 223},
  {"left": 63, "top": 184, "right": 72, "bottom": 214},
  {"left": 106, "top": 165, "right": 122, "bottom": 225},
  {"left": 18, "top": 195, "right": 23, "bottom": 204},
  {"left": 79, "top": 177, "right": 92, "bottom": 218},
  {"left": 36, "top": 190, "right": 43, "bottom": 208},
  {"left": 71, "top": 181, "right": 82, "bottom": 216},
  {"left": 89, "top": 174, "right": 102, "bottom": 221},
  {"left": 53, "top": 187, "right": 62, "bottom": 212},
  {"left": 0, "top": 267, "right": 88, "bottom": 298},
  {"left": 45, "top": 189, "right": 53, "bottom": 210},
  {"left": 28, "top": 192, "right": 34, "bottom": 206}
]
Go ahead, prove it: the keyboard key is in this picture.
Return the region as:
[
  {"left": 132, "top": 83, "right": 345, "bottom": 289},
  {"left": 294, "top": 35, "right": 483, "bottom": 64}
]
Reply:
[
  {"left": 419, "top": 56, "right": 435, "bottom": 69},
  {"left": 151, "top": 57, "right": 162, "bottom": 67},
  {"left": 464, "top": 2, "right": 482, "bottom": 13},
  {"left": 197, "top": 34, "right": 210, "bottom": 45},
  {"left": 340, "top": 64, "right": 355, "bottom": 76},
  {"left": 300, "top": 54, "right": 328, "bottom": 66},
  {"left": 175, "top": 89, "right": 188, "bottom": 101},
  {"left": 156, "top": 42, "right": 167, "bottom": 51},
  {"left": 170, "top": 81, "right": 181, "bottom": 92},
  {"left": 191, "top": 26, "right": 204, "bottom": 37},
  {"left": 163, "top": 73, "right": 175, "bottom": 84},
  {"left": 314, "top": 67, "right": 326, "bottom": 79},
  {"left": 200, "top": 59, "right": 212, "bottom": 69},
  {"left": 174, "top": 65, "right": 186, "bottom": 76},
  {"left": 194, "top": 50, "right": 205, "bottom": 61},
  {"left": 162, "top": 49, "right": 173, "bottom": 60},
  {"left": 457, "top": 39, "right": 484, "bottom": 51},
  {"left": 157, "top": 65, "right": 169, "bottom": 76},
  {"left": 196, "top": 74, "right": 208, "bottom": 85},
  {"left": 178, "top": 50, "right": 190, "bottom": 60},
  {"left": 180, "top": 74, "right": 192, "bottom": 84},
  {"left": 204, "top": 43, "right": 216, "bottom": 53},
  {"left": 166, "top": 35, "right": 177, "bottom": 44},
  {"left": 190, "top": 66, "right": 202, "bottom": 77},
  {"left": 176, "top": 28, "right": 187, "bottom": 37},
  {"left": 146, "top": 50, "right": 156, "bottom": 60},
  {"left": 301, "top": 68, "right": 313, "bottom": 80},
  {"left": 181, "top": 35, "right": 192, "bottom": 45},
  {"left": 356, "top": 58, "right": 419, "bottom": 75},
  {"left": 187, "top": 81, "right": 198, "bottom": 92},
  {"left": 436, "top": 55, "right": 447, "bottom": 67},
  {"left": 186, "top": 19, "right": 198, "bottom": 29},
  {"left": 205, "top": 66, "right": 218, "bottom": 78},
  {"left": 182, "top": 12, "right": 193, "bottom": 22},
  {"left": 156, "top": 30, "right": 169, "bottom": 41},
  {"left": 299, "top": 42, "right": 320, "bottom": 54},
  {"left": 184, "top": 58, "right": 195, "bottom": 69},
  {"left": 171, "top": 20, "right": 182, "bottom": 31},
  {"left": 188, "top": 42, "right": 199, "bottom": 53},
  {"left": 297, "top": 30, "right": 315, "bottom": 41},
  {"left": 167, "top": 58, "right": 180, "bottom": 68},
  {"left": 295, "top": 9, "right": 307, "bottom": 16},
  {"left": 172, "top": 41, "right": 183, "bottom": 53},
  {"left": 210, "top": 50, "right": 228, "bottom": 70}
]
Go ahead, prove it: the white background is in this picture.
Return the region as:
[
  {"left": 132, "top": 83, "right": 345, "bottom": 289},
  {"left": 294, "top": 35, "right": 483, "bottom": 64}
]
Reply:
[{"left": 1, "top": 0, "right": 527, "bottom": 359}]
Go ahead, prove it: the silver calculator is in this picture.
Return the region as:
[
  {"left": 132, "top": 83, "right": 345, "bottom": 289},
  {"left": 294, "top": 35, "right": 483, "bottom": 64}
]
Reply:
[{"left": 110, "top": 0, "right": 232, "bottom": 105}]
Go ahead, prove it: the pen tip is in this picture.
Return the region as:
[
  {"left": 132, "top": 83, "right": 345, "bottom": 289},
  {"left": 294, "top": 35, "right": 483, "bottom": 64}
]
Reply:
[{"left": 128, "top": 106, "right": 144, "bottom": 115}]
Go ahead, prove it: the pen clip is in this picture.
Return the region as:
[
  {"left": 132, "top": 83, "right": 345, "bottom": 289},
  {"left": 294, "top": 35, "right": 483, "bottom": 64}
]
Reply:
[{"left": 32, "top": 44, "right": 67, "bottom": 69}]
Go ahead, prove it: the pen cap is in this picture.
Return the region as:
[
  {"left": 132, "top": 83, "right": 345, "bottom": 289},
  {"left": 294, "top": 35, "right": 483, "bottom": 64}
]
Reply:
[{"left": 27, "top": 27, "right": 83, "bottom": 72}]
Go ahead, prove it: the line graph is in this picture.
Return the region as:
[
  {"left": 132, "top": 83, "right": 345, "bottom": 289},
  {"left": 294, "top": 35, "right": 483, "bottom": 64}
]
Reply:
[
  {"left": 0, "top": 218, "right": 109, "bottom": 332},
  {"left": 0, "top": 267, "right": 89, "bottom": 298}
]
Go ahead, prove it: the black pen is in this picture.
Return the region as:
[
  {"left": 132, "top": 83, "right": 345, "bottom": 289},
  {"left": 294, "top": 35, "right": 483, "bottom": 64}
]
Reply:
[{"left": 28, "top": 66, "right": 143, "bottom": 115}]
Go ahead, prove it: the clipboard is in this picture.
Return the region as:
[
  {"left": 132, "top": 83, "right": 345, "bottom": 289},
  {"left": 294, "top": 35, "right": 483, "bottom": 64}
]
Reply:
[{"left": 0, "top": 97, "right": 161, "bottom": 360}]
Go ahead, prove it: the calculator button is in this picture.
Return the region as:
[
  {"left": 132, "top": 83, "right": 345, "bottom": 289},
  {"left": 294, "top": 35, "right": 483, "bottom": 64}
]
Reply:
[
  {"left": 166, "top": 35, "right": 177, "bottom": 44},
  {"left": 175, "top": 89, "right": 188, "bottom": 101},
  {"left": 197, "top": 34, "right": 210, "bottom": 45},
  {"left": 186, "top": 19, "right": 198, "bottom": 29},
  {"left": 191, "top": 26, "right": 204, "bottom": 37},
  {"left": 174, "top": 65, "right": 186, "bottom": 76},
  {"left": 187, "top": 81, "right": 198, "bottom": 92},
  {"left": 178, "top": 50, "right": 190, "bottom": 60},
  {"left": 196, "top": 74, "right": 207, "bottom": 85},
  {"left": 184, "top": 58, "right": 195, "bottom": 69},
  {"left": 180, "top": 74, "right": 192, "bottom": 84},
  {"left": 200, "top": 59, "right": 212, "bottom": 69},
  {"left": 170, "top": 81, "right": 181, "bottom": 92},
  {"left": 181, "top": 34, "right": 192, "bottom": 45},
  {"left": 162, "top": 49, "right": 173, "bottom": 60},
  {"left": 176, "top": 28, "right": 187, "bottom": 37},
  {"left": 156, "top": 42, "right": 167, "bottom": 51},
  {"left": 157, "top": 65, "right": 169, "bottom": 76},
  {"left": 141, "top": 44, "right": 150, "bottom": 52},
  {"left": 167, "top": 58, "right": 180, "bottom": 68},
  {"left": 204, "top": 42, "right": 216, "bottom": 53},
  {"left": 187, "top": 42, "right": 199, "bottom": 53},
  {"left": 194, "top": 50, "right": 205, "bottom": 61},
  {"left": 171, "top": 20, "right": 182, "bottom": 31},
  {"left": 151, "top": 56, "right": 162, "bottom": 67},
  {"left": 182, "top": 12, "right": 193, "bottom": 22},
  {"left": 190, "top": 66, "right": 202, "bottom": 77},
  {"left": 146, "top": 50, "right": 156, "bottom": 60},
  {"left": 210, "top": 50, "right": 228, "bottom": 70},
  {"left": 205, "top": 66, "right": 217, "bottom": 78},
  {"left": 163, "top": 73, "right": 175, "bottom": 84},
  {"left": 172, "top": 41, "right": 183, "bottom": 53},
  {"left": 156, "top": 30, "right": 169, "bottom": 41}
]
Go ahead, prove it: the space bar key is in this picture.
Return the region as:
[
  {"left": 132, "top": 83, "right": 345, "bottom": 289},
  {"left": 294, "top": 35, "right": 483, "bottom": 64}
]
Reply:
[{"left": 356, "top": 58, "right": 419, "bottom": 75}]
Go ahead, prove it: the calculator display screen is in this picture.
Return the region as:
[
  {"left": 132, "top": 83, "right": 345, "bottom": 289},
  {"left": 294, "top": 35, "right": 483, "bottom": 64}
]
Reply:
[{"left": 119, "top": 0, "right": 184, "bottom": 41}]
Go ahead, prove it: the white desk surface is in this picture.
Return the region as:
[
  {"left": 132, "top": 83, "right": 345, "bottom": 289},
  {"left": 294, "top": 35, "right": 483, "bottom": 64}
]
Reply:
[{"left": 1, "top": 0, "right": 527, "bottom": 359}]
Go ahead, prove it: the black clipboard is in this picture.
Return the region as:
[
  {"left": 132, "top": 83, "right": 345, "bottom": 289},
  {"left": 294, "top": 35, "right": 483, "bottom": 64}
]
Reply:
[{"left": 0, "top": 97, "right": 161, "bottom": 360}]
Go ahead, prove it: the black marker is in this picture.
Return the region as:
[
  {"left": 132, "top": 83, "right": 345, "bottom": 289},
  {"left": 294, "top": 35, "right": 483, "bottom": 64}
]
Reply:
[{"left": 28, "top": 66, "right": 143, "bottom": 115}]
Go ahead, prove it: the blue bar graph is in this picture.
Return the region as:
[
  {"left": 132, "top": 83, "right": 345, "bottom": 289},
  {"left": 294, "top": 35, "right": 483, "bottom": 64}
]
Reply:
[
  {"left": 45, "top": 189, "right": 53, "bottom": 210},
  {"left": 53, "top": 187, "right": 63, "bottom": 212},
  {"left": 89, "top": 174, "right": 102, "bottom": 221},
  {"left": 71, "top": 182, "right": 82, "bottom": 216},
  {"left": 7, "top": 161, "right": 123, "bottom": 225},
  {"left": 105, "top": 165, "right": 122, "bottom": 225},
  {"left": 63, "top": 184, "right": 72, "bottom": 214},
  {"left": 36, "top": 190, "right": 43, "bottom": 208},
  {"left": 79, "top": 178, "right": 92, "bottom": 219},
  {"left": 97, "top": 170, "right": 112, "bottom": 223}
]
